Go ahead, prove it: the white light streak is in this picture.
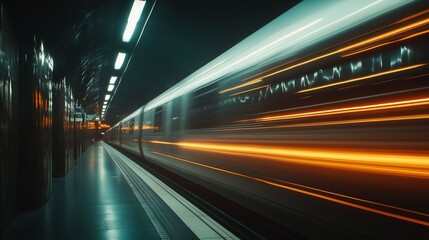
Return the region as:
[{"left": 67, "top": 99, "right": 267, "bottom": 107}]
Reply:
[{"left": 144, "top": 0, "right": 411, "bottom": 112}]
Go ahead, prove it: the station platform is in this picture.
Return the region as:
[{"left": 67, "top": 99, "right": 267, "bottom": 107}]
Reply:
[{"left": 1, "top": 141, "right": 237, "bottom": 240}]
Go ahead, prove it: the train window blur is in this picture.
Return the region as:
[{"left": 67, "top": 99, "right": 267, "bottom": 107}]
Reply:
[
  {"left": 122, "top": 122, "right": 128, "bottom": 135},
  {"left": 207, "top": 42, "right": 427, "bottom": 127},
  {"left": 189, "top": 84, "right": 220, "bottom": 129},
  {"left": 154, "top": 106, "right": 163, "bottom": 132},
  {"left": 171, "top": 98, "right": 181, "bottom": 131},
  {"left": 128, "top": 118, "right": 135, "bottom": 134}
]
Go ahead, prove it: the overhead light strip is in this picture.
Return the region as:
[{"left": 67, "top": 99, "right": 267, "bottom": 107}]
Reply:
[
  {"left": 114, "top": 52, "right": 126, "bottom": 70},
  {"left": 123, "top": 0, "right": 146, "bottom": 42},
  {"left": 108, "top": 84, "right": 115, "bottom": 92},
  {"left": 110, "top": 76, "right": 118, "bottom": 84}
]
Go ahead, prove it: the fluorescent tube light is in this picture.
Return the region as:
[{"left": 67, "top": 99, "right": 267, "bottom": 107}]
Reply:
[
  {"left": 109, "top": 76, "right": 118, "bottom": 84},
  {"left": 128, "top": 0, "right": 146, "bottom": 23},
  {"left": 107, "top": 84, "right": 115, "bottom": 92},
  {"left": 114, "top": 52, "right": 126, "bottom": 70},
  {"left": 122, "top": 1, "right": 146, "bottom": 42},
  {"left": 103, "top": 105, "right": 107, "bottom": 109},
  {"left": 123, "top": 22, "right": 137, "bottom": 42},
  {"left": 105, "top": 94, "right": 111, "bottom": 101},
  {"left": 103, "top": 101, "right": 107, "bottom": 104}
]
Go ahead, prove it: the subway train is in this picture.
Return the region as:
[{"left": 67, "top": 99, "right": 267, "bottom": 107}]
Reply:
[{"left": 104, "top": 1, "right": 429, "bottom": 239}]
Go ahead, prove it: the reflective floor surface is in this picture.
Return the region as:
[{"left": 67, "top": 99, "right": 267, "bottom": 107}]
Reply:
[{"left": 2, "top": 141, "right": 162, "bottom": 240}]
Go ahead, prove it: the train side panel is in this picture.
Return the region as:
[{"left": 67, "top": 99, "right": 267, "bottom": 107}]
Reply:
[
  {"left": 119, "top": 106, "right": 144, "bottom": 156},
  {"left": 141, "top": 4, "right": 429, "bottom": 239}
]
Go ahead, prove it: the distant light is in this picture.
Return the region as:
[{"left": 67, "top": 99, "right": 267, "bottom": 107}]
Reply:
[
  {"left": 101, "top": 132, "right": 105, "bottom": 135},
  {"left": 114, "top": 52, "right": 126, "bottom": 70},
  {"left": 95, "top": 117, "right": 100, "bottom": 121},
  {"left": 108, "top": 84, "right": 115, "bottom": 92},
  {"left": 103, "top": 101, "right": 107, "bottom": 104},
  {"left": 103, "top": 105, "right": 107, "bottom": 109},
  {"left": 105, "top": 94, "right": 111, "bottom": 100},
  {"left": 110, "top": 76, "right": 118, "bottom": 84}
]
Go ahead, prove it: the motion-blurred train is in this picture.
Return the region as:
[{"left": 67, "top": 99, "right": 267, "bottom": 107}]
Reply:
[{"left": 105, "top": 1, "right": 429, "bottom": 239}]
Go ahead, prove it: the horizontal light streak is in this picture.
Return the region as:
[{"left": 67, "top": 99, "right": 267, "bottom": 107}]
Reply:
[
  {"left": 256, "top": 18, "right": 429, "bottom": 82},
  {"left": 142, "top": 2, "right": 416, "bottom": 113},
  {"left": 224, "top": 114, "right": 429, "bottom": 131},
  {"left": 219, "top": 78, "right": 263, "bottom": 94},
  {"left": 247, "top": 97, "right": 429, "bottom": 123},
  {"left": 298, "top": 64, "right": 425, "bottom": 93},
  {"left": 272, "top": 178, "right": 429, "bottom": 218},
  {"left": 340, "top": 17, "right": 429, "bottom": 53},
  {"left": 229, "top": 84, "right": 270, "bottom": 97},
  {"left": 150, "top": 140, "right": 429, "bottom": 179},
  {"left": 142, "top": 125, "right": 158, "bottom": 130},
  {"left": 152, "top": 151, "right": 429, "bottom": 227},
  {"left": 342, "top": 29, "right": 429, "bottom": 57},
  {"left": 275, "top": 114, "right": 429, "bottom": 128},
  {"left": 395, "top": 9, "right": 429, "bottom": 24}
]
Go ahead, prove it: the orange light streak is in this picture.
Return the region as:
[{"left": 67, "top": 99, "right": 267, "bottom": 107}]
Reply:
[
  {"left": 298, "top": 64, "right": 425, "bottom": 93},
  {"left": 249, "top": 97, "right": 429, "bottom": 122},
  {"left": 272, "top": 178, "right": 429, "bottom": 218},
  {"left": 251, "top": 18, "right": 429, "bottom": 82},
  {"left": 405, "top": 72, "right": 429, "bottom": 80},
  {"left": 229, "top": 84, "right": 270, "bottom": 96},
  {"left": 152, "top": 151, "right": 429, "bottom": 227},
  {"left": 142, "top": 125, "right": 158, "bottom": 130},
  {"left": 227, "top": 114, "right": 429, "bottom": 131},
  {"left": 150, "top": 140, "right": 429, "bottom": 179},
  {"left": 342, "top": 29, "right": 429, "bottom": 57},
  {"left": 219, "top": 78, "right": 263, "bottom": 94},
  {"left": 339, "top": 18, "right": 429, "bottom": 53},
  {"left": 276, "top": 114, "right": 429, "bottom": 128},
  {"left": 395, "top": 9, "right": 429, "bottom": 24}
]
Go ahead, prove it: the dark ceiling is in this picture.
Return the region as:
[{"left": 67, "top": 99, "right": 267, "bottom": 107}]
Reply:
[{"left": 4, "top": 0, "right": 300, "bottom": 125}]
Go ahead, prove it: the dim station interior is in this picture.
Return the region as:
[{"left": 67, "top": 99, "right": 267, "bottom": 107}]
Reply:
[{"left": 1, "top": 1, "right": 429, "bottom": 239}]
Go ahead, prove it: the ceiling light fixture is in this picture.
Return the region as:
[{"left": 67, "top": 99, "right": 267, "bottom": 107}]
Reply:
[
  {"left": 105, "top": 94, "right": 111, "bottom": 101},
  {"left": 122, "top": 0, "right": 146, "bottom": 42},
  {"left": 109, "top": 76, "right": 118, "bottom": 84},
  {"left": 107, "top": 84, "right": 115, "bottom": 92},
  {"left": 114, "top": 52, "right": 126, "bottom": 70}
]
